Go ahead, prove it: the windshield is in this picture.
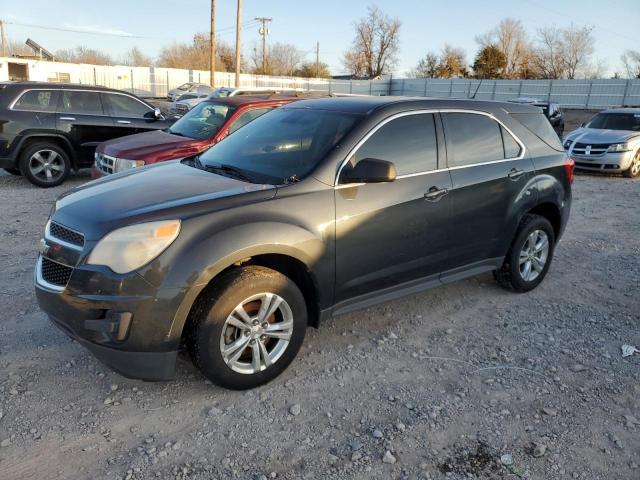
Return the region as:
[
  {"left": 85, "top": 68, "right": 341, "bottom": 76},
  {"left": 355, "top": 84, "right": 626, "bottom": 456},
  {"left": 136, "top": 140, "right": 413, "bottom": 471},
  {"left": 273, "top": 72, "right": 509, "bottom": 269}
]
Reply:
[
  {"left": 177, "top": 83, "right": 192, "bottom": 91},
  {"left": 168, "top": 102, "right": 235, "bottom": 140},
  {"left": 585, "top": 113, "right": 640, "bottom": 131},
  {"left": 209, "top": 88, "right": 232, "bottom": 98},
  {"left": 196, "top": 108, "right": 361, "bottom": 184}
]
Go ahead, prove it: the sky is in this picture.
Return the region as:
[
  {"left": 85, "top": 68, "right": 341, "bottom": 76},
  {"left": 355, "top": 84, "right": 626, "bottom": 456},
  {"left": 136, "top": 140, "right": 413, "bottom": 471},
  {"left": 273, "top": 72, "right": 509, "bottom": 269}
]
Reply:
[{"left": 1, "top": 0, "right": 638, "bottom": 76}]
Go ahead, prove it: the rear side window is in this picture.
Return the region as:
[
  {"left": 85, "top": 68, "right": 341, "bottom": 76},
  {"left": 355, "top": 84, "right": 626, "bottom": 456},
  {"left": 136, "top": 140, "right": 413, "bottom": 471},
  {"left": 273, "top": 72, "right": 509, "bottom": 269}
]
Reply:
[
  {"left": 229, "top": 107, "right": 273, "bottom": 134},
  {"left": 104, "top": 93, "right": 151, "bottom": 117},
  {"left": 60, "top": 91, "right": 103, "bottom": 115},
  {"left": 442, "top": 113, "right": 505, "bottom": 167},
  {"left": 501, "top": 126, "right": 522, "bottom": 158},
  {"left": 13, "top": 90, "right": 59, "bottom": 112},
  {"left": 510, "top": 113, "right": 563, "bottom": 151},
  {"left": 352, "top": 113, "right": 438, "bottom": 175}
]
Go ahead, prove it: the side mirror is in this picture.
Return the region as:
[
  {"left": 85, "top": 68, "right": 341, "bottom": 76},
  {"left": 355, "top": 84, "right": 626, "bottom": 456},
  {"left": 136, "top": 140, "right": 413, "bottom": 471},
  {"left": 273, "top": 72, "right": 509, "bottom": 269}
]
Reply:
[
  {"left": 341, "top": 158, "right": 397, "bottom": 184},
  {"left": 144, "top": 108, "right": 163, "bottom": 120},
  {"left": 580, "top": 122, "right": 585, "bottom": 128}
]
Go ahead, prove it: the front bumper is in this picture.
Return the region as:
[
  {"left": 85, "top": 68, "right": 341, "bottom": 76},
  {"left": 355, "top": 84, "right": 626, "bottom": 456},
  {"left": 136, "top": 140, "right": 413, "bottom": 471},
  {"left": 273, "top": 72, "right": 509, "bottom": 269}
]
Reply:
[{"left": 570, "top": 150, "right": 635, "bottom": 173}]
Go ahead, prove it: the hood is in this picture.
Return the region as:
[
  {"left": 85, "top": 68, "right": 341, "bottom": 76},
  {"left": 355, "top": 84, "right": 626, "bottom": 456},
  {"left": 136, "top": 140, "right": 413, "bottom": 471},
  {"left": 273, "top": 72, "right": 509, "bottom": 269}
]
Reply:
[
  {"left": 53, "top": 162, "right": 277, "bottom": 240},
  {"left": 566, "top": 128, "right": 640, "bottom": 144},
  {"left": 98, "top": 130, "right": 208, "bottom": 162}
]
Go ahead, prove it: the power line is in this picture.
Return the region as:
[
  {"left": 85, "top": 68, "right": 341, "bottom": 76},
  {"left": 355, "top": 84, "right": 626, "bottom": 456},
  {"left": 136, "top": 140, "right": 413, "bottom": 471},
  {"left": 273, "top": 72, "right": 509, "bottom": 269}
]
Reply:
[
  {"left": 255, "top": 17, "right": 272, "bottom": 73},
  {"left": 4, "top": 21, "right": 152, "bottom": 38}
]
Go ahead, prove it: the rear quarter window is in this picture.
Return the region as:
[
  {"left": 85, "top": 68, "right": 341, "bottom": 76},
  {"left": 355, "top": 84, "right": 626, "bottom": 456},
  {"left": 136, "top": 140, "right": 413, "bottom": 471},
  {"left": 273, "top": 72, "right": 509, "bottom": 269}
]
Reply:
[
  {"left": 510, "top": 113, "right": 563, "bottom": 151},
  {"left": 13, "top": 90, "right": 59, "bottom": 112}
]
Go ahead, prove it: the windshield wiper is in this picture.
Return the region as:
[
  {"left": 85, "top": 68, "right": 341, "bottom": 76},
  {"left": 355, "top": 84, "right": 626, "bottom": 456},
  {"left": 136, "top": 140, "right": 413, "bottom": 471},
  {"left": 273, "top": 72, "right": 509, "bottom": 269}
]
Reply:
[{"left": 203, "top": 163, "right": 256, "bottom": 183}]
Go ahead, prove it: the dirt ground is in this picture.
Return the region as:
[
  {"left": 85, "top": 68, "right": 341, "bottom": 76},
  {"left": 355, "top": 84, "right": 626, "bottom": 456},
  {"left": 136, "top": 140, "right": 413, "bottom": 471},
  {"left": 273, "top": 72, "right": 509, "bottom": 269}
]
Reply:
[{"left": 0, "top": 168, "right": 638, "bottom": 480}]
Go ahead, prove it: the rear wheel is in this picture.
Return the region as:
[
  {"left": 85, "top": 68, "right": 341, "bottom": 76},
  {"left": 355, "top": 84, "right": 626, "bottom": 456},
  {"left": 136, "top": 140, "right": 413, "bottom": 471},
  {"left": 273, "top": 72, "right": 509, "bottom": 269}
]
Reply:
[
  {"left": 494, "top": 214, "right": 555, "bottom": 292},
  {"left": 186, "top": 266, "right": 307, "bottom": 390},
  {"left": 623, "top": 150, "right": 640, "bottom": 178},
  {"left": 19, "top": 142, "right": 70, "bottom": 188},
  {"left": 2, "top": 167, "right": 21, "bottom": 176}
]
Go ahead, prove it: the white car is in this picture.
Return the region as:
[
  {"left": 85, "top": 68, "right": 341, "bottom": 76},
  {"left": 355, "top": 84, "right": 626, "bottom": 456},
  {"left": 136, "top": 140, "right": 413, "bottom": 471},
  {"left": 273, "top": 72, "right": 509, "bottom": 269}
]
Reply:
[
  {"left": 208, "top": 87, "right": 305, "bottom": 99},
  {"left": 168, "top": 92, "right": 211, "bottom": 116},
  {"left": 167, "top": 83, "right": 213, "bottom": 102}
]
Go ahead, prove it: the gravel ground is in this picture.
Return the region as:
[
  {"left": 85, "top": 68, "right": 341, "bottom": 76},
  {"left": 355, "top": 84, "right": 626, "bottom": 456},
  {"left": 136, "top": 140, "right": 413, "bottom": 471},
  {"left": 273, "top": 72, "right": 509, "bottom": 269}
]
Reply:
[{"left": 0, "top": 169, "right": 638, "bottom": 480}]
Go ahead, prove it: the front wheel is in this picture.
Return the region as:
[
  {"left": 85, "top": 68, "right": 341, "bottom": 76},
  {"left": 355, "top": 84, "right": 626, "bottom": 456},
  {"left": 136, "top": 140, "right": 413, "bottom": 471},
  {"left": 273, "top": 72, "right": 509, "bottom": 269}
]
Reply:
[
  {"left": 186, "top": 266, "right": 307, "bottom": 390},
  {"left": 623, "top": 150, "right": 640, "bottom": 178},
  {"left": 494, "top": 214, "right": 555, "bottom": 292}
]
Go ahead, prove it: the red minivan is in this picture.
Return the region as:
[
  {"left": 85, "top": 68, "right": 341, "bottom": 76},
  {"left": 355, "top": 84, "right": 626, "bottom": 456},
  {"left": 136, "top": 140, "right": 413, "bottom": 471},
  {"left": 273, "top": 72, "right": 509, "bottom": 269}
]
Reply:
[{"left": 92, "top": 95, "right": 299, "bottom": 177}]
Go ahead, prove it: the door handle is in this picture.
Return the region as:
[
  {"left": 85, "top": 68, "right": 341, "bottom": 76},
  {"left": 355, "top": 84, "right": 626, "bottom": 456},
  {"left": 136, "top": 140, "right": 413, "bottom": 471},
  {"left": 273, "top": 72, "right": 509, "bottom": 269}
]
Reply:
[
  {"left": 117, "top": 120, "right": 132, "bottom": 124},
  {"left": 424, "top": 186, "right": 449, "bottom": 202},
  {"left": 59, "top": 117, "right": 75, "bottom": 121},
  {"left": 508, "top": 168, "right": 525, "bottom": 181}
]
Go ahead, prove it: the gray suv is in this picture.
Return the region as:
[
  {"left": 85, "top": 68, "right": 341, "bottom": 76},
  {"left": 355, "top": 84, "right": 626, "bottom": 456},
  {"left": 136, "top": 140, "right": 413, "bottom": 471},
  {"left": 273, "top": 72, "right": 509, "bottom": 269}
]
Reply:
[
  {"left": 35, "top": 97, "right": 573, "bottom": 389},
  {"left": 563, "top": 108, "right": 640, "bottom": 178}
]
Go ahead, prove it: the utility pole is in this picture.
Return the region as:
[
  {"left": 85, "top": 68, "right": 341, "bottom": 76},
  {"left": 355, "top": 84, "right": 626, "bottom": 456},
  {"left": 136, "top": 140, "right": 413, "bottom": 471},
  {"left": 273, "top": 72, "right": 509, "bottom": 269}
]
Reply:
[
  {"left": 209, "top": 0, "right": 216, "bottom": 87},
  {"left": 255, "top": 17, "right": 272, "bottom": 74},
  {"left": 315, "top": 41, "right": 320, "bottom": 78},
  {"left": 0, "top": 20, "right": 8, "bottom": 57},
  {"left": 235, "top": 0, "right": 242, "bottom": 87}
]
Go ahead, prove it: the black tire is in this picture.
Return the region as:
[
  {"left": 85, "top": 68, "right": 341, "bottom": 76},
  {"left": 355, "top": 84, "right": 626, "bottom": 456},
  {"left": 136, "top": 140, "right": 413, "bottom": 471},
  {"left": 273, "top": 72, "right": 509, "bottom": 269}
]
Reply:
[
  {"left": 623, "top": 150, "right": 640, "bottom": 178},
  {"left": 185, "top": 266, "right": 307, "bottom": 390},
  {"left": 19, "top": 142, "right": 71, "bottom": 188},
  {"left": 2, "top": 167, "right": 21, "bottom": 176},
  {"left": 494, "top": 214, "right": 555, "bottom": 293}
]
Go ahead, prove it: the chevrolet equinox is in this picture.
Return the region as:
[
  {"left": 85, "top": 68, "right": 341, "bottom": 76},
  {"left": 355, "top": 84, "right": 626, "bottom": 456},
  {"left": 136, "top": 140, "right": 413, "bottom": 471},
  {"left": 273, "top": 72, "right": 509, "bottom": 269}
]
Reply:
[{"left": 35, "top": 97, "right": 573, "bottom": 390}]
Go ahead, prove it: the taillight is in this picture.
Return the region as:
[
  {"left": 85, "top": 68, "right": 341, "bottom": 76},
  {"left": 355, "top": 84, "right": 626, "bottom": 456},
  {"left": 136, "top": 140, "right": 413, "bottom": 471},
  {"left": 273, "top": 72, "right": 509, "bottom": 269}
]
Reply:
[{"left": 564, "top": 157, "right": 575, "bottom": 184}]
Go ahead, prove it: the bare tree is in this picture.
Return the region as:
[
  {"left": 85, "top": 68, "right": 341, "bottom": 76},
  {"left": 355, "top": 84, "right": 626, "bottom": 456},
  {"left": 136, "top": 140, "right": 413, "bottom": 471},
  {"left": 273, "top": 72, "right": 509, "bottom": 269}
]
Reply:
[
  {"left": 477, "top": 18, "right": 531, "bottom": 79},
  {"left": 561, "top": 24, "right": 594, "bottom": 79},
  {"left": 55, "top": 46, "right": 112, "bottom": 65},
  {"left": 435, "top": 44, "right": 468, "bottom": 78},
  {"left": 342, "top": 5, "right": 401, "bottom": 78},
  {"left": 121, "top": 47, "right": 153, "bottom": 67},
  {"left": 621, "top": 49, "right": 640, "bottom": 78},
  {"left": 251, "top": 42, "right": 303, "bottom": 75},
  {"left": 157, "top": 34, "right": 239, "bottom": 72},
  {"left": 293, "top": 61, "right": 331, "bottom": 78},
  {"left": 8, "top": 40, "right": 32, "bottom": 57},
  {"left": 410, "top": 52, "right": 438, "bottom": 78},
  {"left": 532, "top": 27, "right": 566, "bottom": 79}
]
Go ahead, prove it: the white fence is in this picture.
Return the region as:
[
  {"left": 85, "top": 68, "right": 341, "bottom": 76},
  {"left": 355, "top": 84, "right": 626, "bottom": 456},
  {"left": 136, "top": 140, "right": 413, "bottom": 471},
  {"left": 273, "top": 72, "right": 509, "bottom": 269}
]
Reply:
[
  {"left": 2, "top": 57, "right": 638, "bottom": 108},
  {"left": 0, "top": 57, "right": 389, "bottom": 98}
]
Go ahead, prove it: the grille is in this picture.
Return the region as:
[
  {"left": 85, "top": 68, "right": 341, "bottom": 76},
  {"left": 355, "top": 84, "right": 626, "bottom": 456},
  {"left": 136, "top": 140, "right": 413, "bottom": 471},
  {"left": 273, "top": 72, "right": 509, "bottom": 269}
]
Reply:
[
  {"left": 49, "top": 221, "right": 84, "bottom": 247},
  {"left": 571, "top": 143, "right": 609, "bottom": 156},
  {"left": 175, "top": 103, "right": 190, "bottom": 113},
  {"left": 40, "top": 257, "right": 73, "bottom": 287},
  {"left": 96, "top": 153, "right": 115, "bottom": 175}
]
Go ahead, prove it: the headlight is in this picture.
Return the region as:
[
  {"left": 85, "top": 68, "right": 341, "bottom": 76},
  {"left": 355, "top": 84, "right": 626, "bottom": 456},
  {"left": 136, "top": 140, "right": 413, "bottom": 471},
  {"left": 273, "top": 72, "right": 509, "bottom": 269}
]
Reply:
[
  {"left": 114, "top": 158, "right": 145, "bottom": 173},
  {"left": 607, "top": 142, "right": 632, "bottom": 153},
  {"left": 563, "top": 139, "right": 573, "bottom": 149},
  {"left": 87, "top": 220, "right": 181, "bottom": 274}
]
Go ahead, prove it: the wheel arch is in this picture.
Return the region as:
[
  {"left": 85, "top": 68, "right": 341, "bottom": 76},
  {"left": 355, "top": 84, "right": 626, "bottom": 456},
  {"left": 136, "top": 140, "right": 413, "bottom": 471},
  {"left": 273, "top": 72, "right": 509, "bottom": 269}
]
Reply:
[
  {"left": 17, "top": 134, "right": 77, "bottom": 169},
  {"left": 526, "top": 202, "right": 562, "bottom": 240}
]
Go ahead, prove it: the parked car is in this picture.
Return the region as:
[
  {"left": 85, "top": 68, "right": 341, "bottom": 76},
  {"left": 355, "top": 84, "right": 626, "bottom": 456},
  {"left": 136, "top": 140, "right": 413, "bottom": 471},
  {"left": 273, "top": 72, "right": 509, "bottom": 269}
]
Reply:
[
  {"left": 36, "top": 97, "right": 573, "bottom": 389},
  {"left": 563, "top": 108, "right": 640, "bottom": 178},
  {"left": 509, "top": 97, "right": 564, "bottom": 138},
  {"left": 209, "top": 86, "right": 305, "bottom": 99},
  {"left": 92, "top": 95, "right": 300, "bottom": 178},
  {"left": 167, "top": 83, "right": 213, "bottom": 102},
  {"left": 167, "top": 92, "right": 211, "bottom": 116},
  {"left": 0, "top": 82, "right": 173, "bottom": 187}
]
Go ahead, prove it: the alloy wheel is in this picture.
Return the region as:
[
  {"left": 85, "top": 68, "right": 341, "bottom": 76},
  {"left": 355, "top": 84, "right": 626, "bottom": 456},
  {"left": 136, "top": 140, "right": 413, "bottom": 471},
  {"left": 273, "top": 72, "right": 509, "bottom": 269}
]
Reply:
[
  {"left": 518, "top": 229, "right": 549, "bottom": 282},
  {"left": 219, "top": 292, "right": 294, "bottom": 374},
  {"left": 630, "top": 152, "right": 640, "bottom": 177},
  {"left": 28, "top": 149, "right": 65, "bottom": 183}
]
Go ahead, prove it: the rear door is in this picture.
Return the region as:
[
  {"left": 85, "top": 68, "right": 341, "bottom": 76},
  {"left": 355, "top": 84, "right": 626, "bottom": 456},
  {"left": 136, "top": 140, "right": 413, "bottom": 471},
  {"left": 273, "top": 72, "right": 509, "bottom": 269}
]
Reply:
[
  {"left": 334, "top": 112, "right": 453, "bottom": 302},
  {"left": 101, "top": 92, "right": 167, "bottom": 137},
  {"left": 56, "top": 90, "right": 114, "bottom": 166},
  {"left": 441, "top": 111, "right": 536, "bottom": 270}
]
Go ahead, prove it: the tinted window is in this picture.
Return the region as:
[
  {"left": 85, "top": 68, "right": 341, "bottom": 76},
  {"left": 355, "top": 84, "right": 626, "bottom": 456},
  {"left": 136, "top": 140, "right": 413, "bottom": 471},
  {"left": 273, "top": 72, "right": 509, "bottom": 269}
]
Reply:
[
  {"left": 198, "top": 108, "right": 360, "bottom": 184},
  {"left": 501, "top": 126, "right": 522, "bottom": 158},
  {"left": 168, "top": 102, "right": 235, "bottom": 140},
  {"left": 60, "top": 91, "right": 103, "bottom": 115},
  {"left": 442, "top": 113, "right": 504, "bottom": 166},
  {"left": 105, "top": 94, "right": 151, "bottom": 117},
  {"left": 228, "top": 107, "right": 273, "bottom": 134},
  {"left": 351, "top": 114, "right": 438, "bottom": 175},
  {"left": 13, "top": 90, "right": 58, "bottom": 112},
  {"left": 511, "top": 113, "right": 563, "bottom": 150}
]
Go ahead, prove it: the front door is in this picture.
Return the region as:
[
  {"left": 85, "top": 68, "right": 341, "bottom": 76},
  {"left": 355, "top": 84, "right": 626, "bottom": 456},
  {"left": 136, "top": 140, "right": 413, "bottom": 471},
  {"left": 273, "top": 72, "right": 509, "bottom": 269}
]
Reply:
[
  {"left": 101, "top": 92, "right": 167, "bottom": 137},
  {"left": 56, "top": 90, "right": 115, "bottom": 166},
  {"left": 335, "top": 112, "right": 453, "bottom": 303}
]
